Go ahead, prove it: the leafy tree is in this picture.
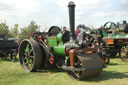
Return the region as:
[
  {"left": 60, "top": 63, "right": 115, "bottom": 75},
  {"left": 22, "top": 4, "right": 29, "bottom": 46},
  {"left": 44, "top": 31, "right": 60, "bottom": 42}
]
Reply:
[
  {"left": 10, "top": 24, "right": 19, "bottom": 37},
  {"left": 19, "top": 20, "right": 40, "bottom": 40},
  {"left": 0, "top": 22, "right": 13, "bottom": 39},
  {"left": 0, "top": 23, "right": 9, "bottom": 34}
]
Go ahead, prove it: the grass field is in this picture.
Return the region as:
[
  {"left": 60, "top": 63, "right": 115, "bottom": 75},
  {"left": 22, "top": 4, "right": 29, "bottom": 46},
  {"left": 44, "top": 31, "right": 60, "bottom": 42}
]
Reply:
[{"left": 0, "top": 56, "right": 128, "bottom": 85}]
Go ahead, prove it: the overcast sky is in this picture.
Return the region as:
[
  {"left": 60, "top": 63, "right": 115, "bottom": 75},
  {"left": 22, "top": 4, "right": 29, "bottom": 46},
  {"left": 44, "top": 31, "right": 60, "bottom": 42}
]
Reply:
[{"left": 0, "top": 0, "right": 128, "bottom": 31}]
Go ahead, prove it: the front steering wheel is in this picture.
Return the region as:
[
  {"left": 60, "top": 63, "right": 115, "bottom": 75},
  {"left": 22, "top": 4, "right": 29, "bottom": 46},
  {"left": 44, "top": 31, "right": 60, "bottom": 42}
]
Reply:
[{"left": 103, "top": 22, "right": 117, "bottom": 33}]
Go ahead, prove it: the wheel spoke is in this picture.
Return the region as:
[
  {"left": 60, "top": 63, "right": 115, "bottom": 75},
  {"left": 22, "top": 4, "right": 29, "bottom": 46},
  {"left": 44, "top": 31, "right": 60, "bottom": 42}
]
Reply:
[
  {"left": 28, "top": 49, "right": 33, "bottom": 57},
  {"left": 30, "top": 56, "right": 34, "bottom": 58},
  {"left": 22, "top": 43, "right": 34, "bottom": 69}
]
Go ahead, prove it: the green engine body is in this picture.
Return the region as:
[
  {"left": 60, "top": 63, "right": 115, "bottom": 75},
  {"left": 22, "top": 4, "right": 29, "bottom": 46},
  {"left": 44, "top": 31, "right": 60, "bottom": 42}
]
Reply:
[{"left": 48, "top": 33, "right": 66, "bottom": 56}]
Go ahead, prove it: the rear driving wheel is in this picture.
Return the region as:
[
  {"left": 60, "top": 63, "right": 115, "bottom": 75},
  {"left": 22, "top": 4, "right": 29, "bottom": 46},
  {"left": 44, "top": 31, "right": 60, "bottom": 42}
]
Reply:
[
  {"left": 19, "top": 39, "right": 42, "bottom": 72},
  {"left": 119, "top": 43, "right": 128, "bottom": 62}
]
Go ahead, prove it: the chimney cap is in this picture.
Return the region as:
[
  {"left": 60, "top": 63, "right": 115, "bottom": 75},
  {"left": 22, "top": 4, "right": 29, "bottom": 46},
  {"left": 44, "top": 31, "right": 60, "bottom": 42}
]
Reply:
[{"left": 68, "top": 1, "right": 75, "bottom": 7}]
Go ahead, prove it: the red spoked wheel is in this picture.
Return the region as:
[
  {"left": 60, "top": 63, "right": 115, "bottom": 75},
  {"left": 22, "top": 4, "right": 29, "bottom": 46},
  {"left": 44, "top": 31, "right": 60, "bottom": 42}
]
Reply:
[{"left": 101, "top": 56, "right": 110, "bottom": 64}]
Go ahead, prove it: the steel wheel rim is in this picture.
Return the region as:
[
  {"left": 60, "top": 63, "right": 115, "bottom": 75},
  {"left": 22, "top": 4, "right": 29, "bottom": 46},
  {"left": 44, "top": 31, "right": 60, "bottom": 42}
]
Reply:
[{"left": 120, "top": 44, "right": 128, "bottom": 62}]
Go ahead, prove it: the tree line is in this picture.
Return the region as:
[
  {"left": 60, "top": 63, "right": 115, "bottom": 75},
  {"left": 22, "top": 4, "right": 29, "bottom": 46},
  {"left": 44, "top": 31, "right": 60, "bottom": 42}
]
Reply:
[{"left": 0, "top": 20, "right": 40, "bottom": 40}]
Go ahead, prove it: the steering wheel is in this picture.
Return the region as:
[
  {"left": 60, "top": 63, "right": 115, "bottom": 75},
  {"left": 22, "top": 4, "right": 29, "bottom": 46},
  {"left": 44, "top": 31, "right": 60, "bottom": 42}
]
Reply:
[{"left": 103, "top": 22, "right": 117, "bottom": 33}]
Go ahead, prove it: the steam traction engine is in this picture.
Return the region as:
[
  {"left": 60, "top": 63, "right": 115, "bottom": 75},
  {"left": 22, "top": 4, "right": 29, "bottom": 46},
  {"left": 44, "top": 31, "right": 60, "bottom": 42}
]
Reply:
[
  {"left": 19, "top": 2, "right": 104, "bottom": 80},
  {"left": 100, "top": 21, "right": 128, "bottom": 62}
]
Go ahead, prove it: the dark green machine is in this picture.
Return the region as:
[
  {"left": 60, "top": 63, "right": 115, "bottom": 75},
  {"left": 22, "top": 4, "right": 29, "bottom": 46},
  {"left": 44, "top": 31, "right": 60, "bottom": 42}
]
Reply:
[
  {"left": 19, "top": 2, "right": 104, "bottom": 80},
  {"left": 99, "top": 21, "right": 128, "bottom": 62}
]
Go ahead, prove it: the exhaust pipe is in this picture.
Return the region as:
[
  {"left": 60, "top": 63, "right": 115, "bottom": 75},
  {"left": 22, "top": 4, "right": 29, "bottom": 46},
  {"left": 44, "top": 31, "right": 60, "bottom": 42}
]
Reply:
[
  {"left": 64, "top": 1, "right": 78, "bottom": 48},
  {"left": 68, "top": 1, "right": 76, "bottom": 40}
]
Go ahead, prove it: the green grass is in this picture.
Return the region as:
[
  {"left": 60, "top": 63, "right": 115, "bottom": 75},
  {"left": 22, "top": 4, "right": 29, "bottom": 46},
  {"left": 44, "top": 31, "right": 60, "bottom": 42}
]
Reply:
[{"left": 0, "top": 57, "right": 128, "bottom": 85}]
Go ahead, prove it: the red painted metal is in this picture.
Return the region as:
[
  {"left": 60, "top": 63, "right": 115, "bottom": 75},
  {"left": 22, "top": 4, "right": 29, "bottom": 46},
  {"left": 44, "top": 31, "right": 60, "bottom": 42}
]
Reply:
[
  {"left": 49, "top": 56, "right": 54, "bottom": 64},
  {"left": 69, "top": 49, "right": 76, "bottom": 67},
  {"left": 37, "top": 36, "right": 42, "bottom": 41}
]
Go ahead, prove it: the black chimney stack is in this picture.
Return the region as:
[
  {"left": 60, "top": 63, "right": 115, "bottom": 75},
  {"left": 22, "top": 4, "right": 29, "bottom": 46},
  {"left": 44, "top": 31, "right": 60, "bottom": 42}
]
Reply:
[
  {"left": 68, "top": 1, "right": 75, "bottom": 39},
  {"left": 64, "top": 2, "right": 78, "bottom": 48}
]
